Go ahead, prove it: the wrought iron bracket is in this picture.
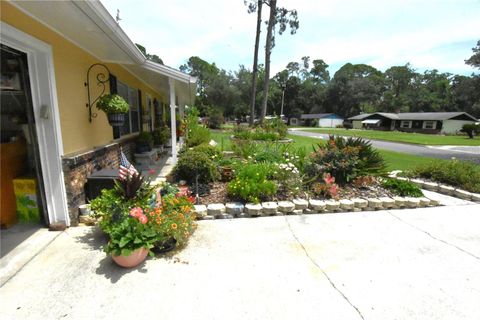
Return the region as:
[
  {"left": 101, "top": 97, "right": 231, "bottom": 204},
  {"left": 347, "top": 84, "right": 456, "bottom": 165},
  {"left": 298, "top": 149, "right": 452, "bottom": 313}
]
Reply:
[{"left": 84, "top": 63, "right": 111, "bottom": 122}]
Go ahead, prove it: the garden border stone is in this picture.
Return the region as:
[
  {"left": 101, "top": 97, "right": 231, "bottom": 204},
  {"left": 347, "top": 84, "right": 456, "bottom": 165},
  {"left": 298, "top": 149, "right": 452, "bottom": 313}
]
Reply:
[{"left": 193, "top": 173, "right": 480, "bottom": 221}]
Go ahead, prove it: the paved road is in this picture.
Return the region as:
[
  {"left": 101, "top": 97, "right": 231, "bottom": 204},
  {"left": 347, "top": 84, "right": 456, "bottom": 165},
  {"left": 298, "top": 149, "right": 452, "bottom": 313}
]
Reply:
[
  {"left": 289, "top": 129, "right": 480, "bottom": 164},
  {"left": 1, "top": 203, "right": 480, "bottom": 320}
]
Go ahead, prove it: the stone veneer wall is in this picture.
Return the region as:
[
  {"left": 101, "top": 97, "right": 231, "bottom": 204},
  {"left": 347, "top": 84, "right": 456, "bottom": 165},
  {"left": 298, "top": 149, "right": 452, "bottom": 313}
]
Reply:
[{"left": 62, "top": 138, "right": 136, "bottom": 225}]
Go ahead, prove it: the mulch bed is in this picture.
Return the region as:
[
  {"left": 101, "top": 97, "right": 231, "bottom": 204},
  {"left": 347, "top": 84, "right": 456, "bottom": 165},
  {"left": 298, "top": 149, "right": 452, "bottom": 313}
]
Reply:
[{"left": 195, "top": 180, "right": 396, "bottom": 205}]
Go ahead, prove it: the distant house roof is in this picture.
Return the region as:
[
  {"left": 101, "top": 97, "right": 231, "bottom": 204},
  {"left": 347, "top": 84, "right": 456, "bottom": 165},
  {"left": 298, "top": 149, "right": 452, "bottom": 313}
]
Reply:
[
  {"left": 348, "top": 113, "right": 372, "bottom": 120},
  {"left": 300, "top": 113, "right": 343, "bottom": 119},
  {"left": 348, "top": 112, "right": 477, "bottom": 121}
]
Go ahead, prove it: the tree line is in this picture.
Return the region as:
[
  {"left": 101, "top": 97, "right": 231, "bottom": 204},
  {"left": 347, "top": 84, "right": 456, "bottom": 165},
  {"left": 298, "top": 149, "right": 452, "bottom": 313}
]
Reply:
[{"left": 180, "top": 41, "right": 480, "bottom": 122}]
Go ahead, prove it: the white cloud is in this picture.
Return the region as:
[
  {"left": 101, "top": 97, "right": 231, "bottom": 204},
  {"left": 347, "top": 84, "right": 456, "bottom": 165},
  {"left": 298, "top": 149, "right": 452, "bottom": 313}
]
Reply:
[{"left": 102, "top": 0, "right": 480, "bottom": 75}]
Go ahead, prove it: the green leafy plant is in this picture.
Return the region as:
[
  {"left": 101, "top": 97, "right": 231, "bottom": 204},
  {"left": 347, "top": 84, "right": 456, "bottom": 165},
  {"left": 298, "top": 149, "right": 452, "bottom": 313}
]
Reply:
[
  {"left": 305, "top": 136, "right": 386, "bottom": 185},
  {"left": 91, "top": 174, "right": 196, "bottom": 257},
  {"left": 381, "top": 178, "right": 423, "bottom": 197},
  {"left": 305, "top": 139, "right": 360, "bottom": 185},
  {"left": 96, "top": 94, "right": 129, "bottom": 114},
  {"left": 173, "top": 149, "right": 219, "bottom": 184},
  {"left": 186, "top": 125, "right": 211, "bottom": 147},
  {"left": 227, "top": 163, "right": 277, "bottom": 203},
  {"left": 261, "top": 117, "right": 288, "bottom": 139},
  {"left": 409, "top": 160, "right": 480, "bottom": 193},
  {"left": 152, "top": 127, "right": 171, "bottom": 145},
  {"left": 136, "top": 132, "right": 154, "bottom": 146},
  {"left": 331, "top": 136, "right": 387, "bottom": 177}
]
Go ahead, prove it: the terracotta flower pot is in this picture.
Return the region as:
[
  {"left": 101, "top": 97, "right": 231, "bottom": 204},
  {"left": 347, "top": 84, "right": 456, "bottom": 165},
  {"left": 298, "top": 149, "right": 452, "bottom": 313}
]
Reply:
[{"left": 111, "top": 247, "right": 148, "bottom": 268}]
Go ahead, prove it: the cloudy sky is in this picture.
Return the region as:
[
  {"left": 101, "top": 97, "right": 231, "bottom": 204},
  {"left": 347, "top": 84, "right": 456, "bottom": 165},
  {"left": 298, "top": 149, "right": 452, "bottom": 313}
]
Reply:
[{"left": 102, "top": 0, "right": 480, "bottom": 77}]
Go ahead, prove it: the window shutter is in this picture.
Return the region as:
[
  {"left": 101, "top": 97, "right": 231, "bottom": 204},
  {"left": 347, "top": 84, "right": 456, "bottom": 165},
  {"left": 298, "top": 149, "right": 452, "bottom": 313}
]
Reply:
[
  {"left": 138, "top": 89, "right": 143, "bottom": 132},
  {"left": 109, "top": 74, "right": 118, "bottom": 94}
]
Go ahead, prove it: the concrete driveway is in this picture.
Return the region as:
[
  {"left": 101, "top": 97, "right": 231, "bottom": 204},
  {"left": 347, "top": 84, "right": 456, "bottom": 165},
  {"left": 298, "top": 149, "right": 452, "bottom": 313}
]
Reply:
[{"left": 1, "top": 204, "right": 480, "bottom": 320}]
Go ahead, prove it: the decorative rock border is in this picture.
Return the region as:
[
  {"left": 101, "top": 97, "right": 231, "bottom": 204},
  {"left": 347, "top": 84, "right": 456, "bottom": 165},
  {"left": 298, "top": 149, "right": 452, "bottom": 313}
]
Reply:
[
  {"left": 183, "top": 168, "right": 479, "bottom": 221},
  {"left": 388, "top": 173, "right": 480, "bottom": 203},
  {"left": 193, "top": 194, "right": 444, "bottom": 220},
  {"left": 193, "top": 174, "right": 480, "bottom": 221}
]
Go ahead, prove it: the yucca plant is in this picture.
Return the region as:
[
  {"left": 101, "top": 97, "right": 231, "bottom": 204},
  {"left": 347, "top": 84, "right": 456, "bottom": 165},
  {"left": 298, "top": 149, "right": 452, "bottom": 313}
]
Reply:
[{"left": 329, "top": 135, "right": 387, "bottom": 177}]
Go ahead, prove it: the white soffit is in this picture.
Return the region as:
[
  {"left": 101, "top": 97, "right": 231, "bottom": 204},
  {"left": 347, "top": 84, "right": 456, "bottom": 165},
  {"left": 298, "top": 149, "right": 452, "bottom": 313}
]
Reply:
[{"left": 10, "top": 0, "right": 143, "bottom": 64}]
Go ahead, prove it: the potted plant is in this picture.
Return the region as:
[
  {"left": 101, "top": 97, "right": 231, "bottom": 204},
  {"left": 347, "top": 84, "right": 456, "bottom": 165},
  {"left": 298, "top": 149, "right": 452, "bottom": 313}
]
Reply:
[
  {"left": 160, "top": 126, "right": 172, "bottom": 147},
  {"left": 135, "top": 131, "right": 154, "bottom": 153},
  {"left": 90, "top": 173, "right": 197, "bottom": 268},
  {"left": 96, "top": 94, "right": 129, "bottom": 126}
]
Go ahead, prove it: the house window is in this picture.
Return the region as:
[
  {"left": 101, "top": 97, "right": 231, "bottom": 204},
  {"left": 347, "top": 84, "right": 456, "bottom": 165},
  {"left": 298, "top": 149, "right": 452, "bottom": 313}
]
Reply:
[
  {"left": 116, "top": 81, "right": 140, "bottom": 136},
  {"left": 400, "top": 120, "right": 412, "bottom": 129},
  {"left": 423, "top": 121, "right": 436, "bottom": 129}
]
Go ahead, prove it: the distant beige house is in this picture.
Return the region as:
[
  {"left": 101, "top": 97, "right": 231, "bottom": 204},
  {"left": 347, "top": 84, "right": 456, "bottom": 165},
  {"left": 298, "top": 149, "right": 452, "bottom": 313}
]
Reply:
[{"left": 348, "top": 112, "right": 478, "bottom": 134}]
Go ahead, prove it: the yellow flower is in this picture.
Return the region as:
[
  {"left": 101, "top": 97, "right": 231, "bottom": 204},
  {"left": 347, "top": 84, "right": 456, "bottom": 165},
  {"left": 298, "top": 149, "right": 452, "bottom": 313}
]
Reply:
[{"left": 171, "top": 223, "right": 178, "bottom": 230}]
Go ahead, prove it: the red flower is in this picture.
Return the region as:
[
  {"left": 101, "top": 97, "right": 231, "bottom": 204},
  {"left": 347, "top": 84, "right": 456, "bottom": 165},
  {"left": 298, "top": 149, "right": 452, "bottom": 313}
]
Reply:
[{"left": 187, "top": 196, "right": 196, "bottom": 204}]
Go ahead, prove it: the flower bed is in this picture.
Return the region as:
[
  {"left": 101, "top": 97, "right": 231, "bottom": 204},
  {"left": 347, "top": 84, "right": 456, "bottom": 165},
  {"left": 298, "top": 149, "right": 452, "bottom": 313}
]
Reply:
[
  {"left": 173, "top": 112, "right": 423, "bottom": 204},
  {"left": 168, "top": 113, "right": 480, "bottom": 220}
]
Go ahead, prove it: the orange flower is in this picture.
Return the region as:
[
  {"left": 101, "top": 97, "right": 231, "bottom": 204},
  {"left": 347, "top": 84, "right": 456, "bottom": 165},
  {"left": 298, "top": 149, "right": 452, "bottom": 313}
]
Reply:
[{"left": 171, "top": 223, "right": 177, "bottom": 230}]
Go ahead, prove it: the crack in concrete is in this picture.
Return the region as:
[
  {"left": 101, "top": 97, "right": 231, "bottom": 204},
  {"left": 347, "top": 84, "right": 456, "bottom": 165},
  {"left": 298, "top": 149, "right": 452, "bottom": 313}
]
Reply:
[
  {"left": 388, "top": 211, "right": 480, "bottom": 261},
  {"left": 284, "top": 216, "right": 366, "bottom": 320}
]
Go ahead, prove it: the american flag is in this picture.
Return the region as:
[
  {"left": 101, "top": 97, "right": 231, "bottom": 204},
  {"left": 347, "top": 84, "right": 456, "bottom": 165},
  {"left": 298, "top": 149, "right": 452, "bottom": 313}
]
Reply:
[{"left": 119, "top": 151, "right": 138, "bottom": 180}]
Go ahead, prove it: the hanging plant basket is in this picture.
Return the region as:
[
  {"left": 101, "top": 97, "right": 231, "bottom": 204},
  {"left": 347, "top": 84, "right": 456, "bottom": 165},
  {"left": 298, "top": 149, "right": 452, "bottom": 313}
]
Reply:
[{"left": 107, "top": 113, "right": 126, "bottom": 127}]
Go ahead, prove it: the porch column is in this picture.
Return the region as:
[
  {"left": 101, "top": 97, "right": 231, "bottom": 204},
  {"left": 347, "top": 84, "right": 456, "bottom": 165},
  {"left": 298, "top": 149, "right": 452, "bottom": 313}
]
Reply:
[{"left": 169, "top": 77, "right": 177, "bottom": 163}]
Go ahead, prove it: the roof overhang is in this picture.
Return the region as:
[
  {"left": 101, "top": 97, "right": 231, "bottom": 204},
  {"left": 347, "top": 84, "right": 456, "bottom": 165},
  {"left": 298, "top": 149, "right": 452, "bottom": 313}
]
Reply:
[{"left": 9, "top": 0, "right": 196, "bottom": 97}]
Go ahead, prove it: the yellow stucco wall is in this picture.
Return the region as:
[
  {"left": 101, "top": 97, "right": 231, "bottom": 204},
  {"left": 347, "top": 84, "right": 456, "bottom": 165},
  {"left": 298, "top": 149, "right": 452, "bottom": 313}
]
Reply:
[{"left": 1, "top": 2, "right": 165, "bottom": 155}]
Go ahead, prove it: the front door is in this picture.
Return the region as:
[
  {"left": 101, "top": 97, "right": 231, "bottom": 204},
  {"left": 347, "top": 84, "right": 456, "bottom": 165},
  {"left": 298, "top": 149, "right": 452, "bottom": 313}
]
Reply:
[{"left": 0, "top": 44, "right": 48, "bottom": 229}]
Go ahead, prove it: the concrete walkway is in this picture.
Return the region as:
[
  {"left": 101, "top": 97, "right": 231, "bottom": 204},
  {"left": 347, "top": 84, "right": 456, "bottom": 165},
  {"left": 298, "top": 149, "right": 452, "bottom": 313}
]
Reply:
[{"left": 1, "top": 203, "right": 479, "bottom": 319}]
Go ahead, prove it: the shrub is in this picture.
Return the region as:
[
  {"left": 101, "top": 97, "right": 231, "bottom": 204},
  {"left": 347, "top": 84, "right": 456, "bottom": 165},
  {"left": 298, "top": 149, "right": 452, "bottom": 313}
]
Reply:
[
  {"left": 207, "top": 109, "right": 224, "bottom": 129},
  {"left": 409, "top": 160, "right": 480, "bottom": 193},
  {"left": 227, "top": 163, "right": 277, "bottom": 203},
  {"left": 381, "top": 178, "right": 423, "bottom": 197},
  {"left": 186, "top": 125, "right": 211, "bottom": 147},
  {"left": 273, "top": 161, "right": 303, "bottom": 197},
  {"left": 332, "top": 136, "right": 387, "bottom": 177},
  {"left": 305, "top": 139, "right": 360, "bottom": 185},
  {"left": 262, "top": 117, "right": 288, "bottom": 139},
  {"left": 173, "top": 149, "right": 219, "bottom": 184},
  {"left": 461, "top": 123, "right": 480, "bottom": 138}
]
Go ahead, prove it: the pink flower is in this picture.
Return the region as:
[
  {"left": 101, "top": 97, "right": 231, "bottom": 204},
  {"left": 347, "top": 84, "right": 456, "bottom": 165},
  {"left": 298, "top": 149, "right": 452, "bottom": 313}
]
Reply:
[
  {"left": 148, "top": 169, "right": 156, "bottom": 175},
  {"left": 129, "top": 207, "right": 143, "bottom": 218},
  {"left": 329, "top": 185, "right": 338, "bottom": 196},
  {"left": 323, "top": 173, "right": 335, "bottom": 185},
  {"left": 138, "top": 214, "right": 148, "bottom": 224}
]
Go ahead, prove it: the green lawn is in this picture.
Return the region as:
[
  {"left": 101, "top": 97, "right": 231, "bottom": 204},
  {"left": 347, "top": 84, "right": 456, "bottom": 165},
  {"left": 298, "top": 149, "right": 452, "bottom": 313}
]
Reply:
[
  {"left": 299, "top": 127, "right": 480, "bottom": 146},
  {"left": 209, "top": 130, "right": 442, "bottom": 171}
]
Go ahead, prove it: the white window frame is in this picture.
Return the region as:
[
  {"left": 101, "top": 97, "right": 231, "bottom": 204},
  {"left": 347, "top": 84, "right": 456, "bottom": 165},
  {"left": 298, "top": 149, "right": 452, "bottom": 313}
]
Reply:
[
  {"left": 1, "top": 22, "right": 69, "bottom": 226},
  {"left": 423, "top": 120, "right": 436, "bottom": 129},
  {"left": 400, "top": 120, "right": 412, "bottom": 129}
]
